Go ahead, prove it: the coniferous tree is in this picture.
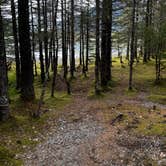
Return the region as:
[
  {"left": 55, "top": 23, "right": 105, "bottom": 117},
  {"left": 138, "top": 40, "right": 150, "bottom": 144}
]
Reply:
[
  {"left": 101, "top": 0, "right": 112, "bottom": 86},
  {"left": 129, "top": 0, "right": 136, "bottom": 90},
  {"left": 37, "top": 0, "right": 45, "bottom": 83},
  {"left": 18, "top": 0, "right": 35, "bottom": 101},
  {"left": 61, "top": 0, "right": 67, "bottom": 79},
  {"left": 85, "top": 0, "right": 90, "bottom": 72},
  {"left": 30, "top": 0, "right": 37, "bottom": 76},
  {"left": 43, "top": 0, "right": 49, "bottom": 78},
  {"left": 51, "top": 0, "right": 59, "bottom": 97},
  {"left": 80, "top": 0, "right": 86, "bottom": 76},
  {"left": 0, "top": 6, "right": 9, "bottom": 120},
  {"left": 70, "top": 0, "right": 75, "bottom": 78},
  {"left": 95, "top": 0, "right": 100, "bottom": 94},
  {"left": 11, "top": 0, "right": 21, "bottom": 89}
]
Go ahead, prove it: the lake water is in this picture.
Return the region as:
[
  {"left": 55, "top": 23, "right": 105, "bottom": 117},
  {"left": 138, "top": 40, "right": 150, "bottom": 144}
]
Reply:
[{"left": 7, "top": 42, "right": 126, "bottom": 64}]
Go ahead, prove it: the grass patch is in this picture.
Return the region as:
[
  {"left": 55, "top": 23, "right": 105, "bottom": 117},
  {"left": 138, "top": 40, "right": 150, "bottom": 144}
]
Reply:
[
  {"left": 136, "top": 121, "right": 166, "bottom": 136},
  {"left": 0, "top": 68, "right": 72, "bottom": 165},
  {"left": 87, "top": 90, "right": 105, "bottom": 100},
  {"left": 0, "top": 146, "right": 22, "bottom": 166},
  {"left": 148, "top": 94, "right": 166, "bottom": 104},
  {"left": 124, "top": 88, "right": 138, "bottom": 97},
  {"left": 44, "top": 93, "right": 71, "bottom": 109}
]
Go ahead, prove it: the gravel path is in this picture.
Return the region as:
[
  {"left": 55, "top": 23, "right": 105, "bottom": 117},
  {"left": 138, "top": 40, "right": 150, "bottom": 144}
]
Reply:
[
  {"left": 22, "top": 103, "right": 166, "bottom": 166},
  {"left": 21, "top": 74, "right": 166, "bottom": 166},
  {"left": 23, "top": 115, "right": 104, "bottom": 166}
]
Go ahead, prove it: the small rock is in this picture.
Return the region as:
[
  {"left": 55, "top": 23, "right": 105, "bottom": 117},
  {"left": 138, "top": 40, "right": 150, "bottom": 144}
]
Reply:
[
  {"left": 22, "top": 145, "right": 27, "bottom": 149},
  {"left": 15, "top": 154, "right": 19, "bottom": 159},
  {"left": 160, "top": 152, "right": 166, "bottom": 158},
  {"left": 112, "top": 107, "right": 115, "bottom": 110},
  {"left": 33, "top": 138, "right": 39, "bottom": 142}
]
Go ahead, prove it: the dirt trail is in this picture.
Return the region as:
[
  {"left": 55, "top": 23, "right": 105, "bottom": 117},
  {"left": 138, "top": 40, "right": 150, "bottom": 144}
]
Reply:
[{"left": 22, "top": 73, "right": 166, "bottom": 166}]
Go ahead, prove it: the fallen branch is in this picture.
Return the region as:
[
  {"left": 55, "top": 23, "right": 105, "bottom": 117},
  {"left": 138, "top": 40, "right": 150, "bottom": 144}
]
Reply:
[{"left": 110, "top": 113, "right": 124, "bottom": 125}]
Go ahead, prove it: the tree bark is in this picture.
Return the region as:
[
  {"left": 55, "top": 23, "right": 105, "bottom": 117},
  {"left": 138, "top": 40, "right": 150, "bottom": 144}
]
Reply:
[
  {"left": 18, "top": 0, "right": 35, "bottom": 101},
  {"left": 70, "top": 0, "right": 75, "bottom": 78},
  {"left": 85, "top": 0, "right": 90, "bottom": 72},
  {"left": 95, "top": 0, "right": 101, "bottom": 94},
  {"left": 11, "top": 0, "right": 21, "bottom": 89},
  {"left": 43, "top": 0, "right": 49, "bottom": 79},
  {"left": 61, "top": 0, "right": 68, "bottom": 79},
  {"left": 51, "top": 0, "right": 59, "bottom": 97},
  {"left": 0, "top": 6, "right": 9, "bottom": 120},
  {"left": 37, "top": 0, "right": 45, "bottom": 83},
  {"left": 30, "top": 0, "right": 38, "bottom": 77},
  {"left": 129, "top": 0, "right": 136, "bottom": 90},
  {"left": 101, "top": 0, "right": 112, "bottom": 87}
]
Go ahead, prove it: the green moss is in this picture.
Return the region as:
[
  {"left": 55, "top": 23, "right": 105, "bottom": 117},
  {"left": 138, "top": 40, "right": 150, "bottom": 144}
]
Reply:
[
  {"left": 87, "top": 90, "right": 105, "bottom": 100},
  {"left": 0, "top": 146, "right": 22, "bottom": 166},
  {"left": 124, "top": 88, "right": 138, "bottom": 97},
  {"left": 150, "top": 123, "right": 166, "bottom": 136},
  {"left": 80, "top": 74, "right": 89, "bottom": 80},
  {"left": 148, "top": 94, "right": 166, "bottom": 104},
  {"left": 136, "top": 122, "right": 166, "bottom": 136},
  {"left": 107, "top": 79, "right": 119, "bottom": 88},
  {"left": 44, "top": 93, "right": 71, "bottom": 109},
  {"left": 21, "top": 137, "right": 39, "bottom": 146}
]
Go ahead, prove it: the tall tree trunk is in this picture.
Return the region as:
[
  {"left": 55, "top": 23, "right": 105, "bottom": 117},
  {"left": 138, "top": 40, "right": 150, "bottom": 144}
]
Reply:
[
  {"left": 49, "top": 11, "right": 53, "bottom": 71},
  {"left": 18, "top": 0, "right": 35, "bottom": 101},
  {"left": 80, "top": 2, "right": 86, "bottom": 76},
  {"left": 30, "top": 0, "right": 37, "bottom": 76},
  {"left": 144, "top": 0, "right": 150, "bottom": 63},
  {"left": 11, "top": 0, "right": 21, "bottom": 89},
  {"left": 79, "top": 17, "right": 82, "bottom": 66},
  {"left": 126, "top": 33, "right": 130, "bottom": 61},
  {"left": 85, "top": 0, "right": 90, "bottom": 72},
  {"left": 43, "top": 0, "right": 49, "bottom": 78},
  {"left": 129, "top": 0, "right": 136, "bottom": 90},
  {"left": 101, "top": 0, "right": 112, "bottom": 87},
  {"left": 95, "top": 0, "right": 100, "bottom": 94},
  {"left": 67, "top": 2, "right": 71, "bottom": 73},
  {"left": 37, "top": 0, "right": 45, "bottom": 83},
  {"left": 0, "top": 7, "right": 9, "bottom": 120},
  {"left": 51, "top": 0, "right": 59, "bottom": 97},
  {"left": 70, "top": 0, "right": 75, "bottom": 78},
  {"left": 82, "top": 20, "right": 86, "bottom": 76},
  {"left": 156, "top": 0, "right": 163, "bottom": 83},
  {"left": 61, "top": 0, "right": 67, "bottom": 79},
  {"left": 134, "top": 1, "right": 139, "bottom": 62}
]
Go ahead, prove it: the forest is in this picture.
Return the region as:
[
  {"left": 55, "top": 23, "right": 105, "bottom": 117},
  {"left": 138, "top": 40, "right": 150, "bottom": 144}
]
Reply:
[{"left": 0, "top": 0, "right": 166, "bottom": 165}]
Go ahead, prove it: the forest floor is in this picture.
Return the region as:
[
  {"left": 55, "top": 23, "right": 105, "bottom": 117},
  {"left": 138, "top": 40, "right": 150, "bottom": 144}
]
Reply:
[{"left": 0, "top": 58, "right": 166, "bottom": 166}]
